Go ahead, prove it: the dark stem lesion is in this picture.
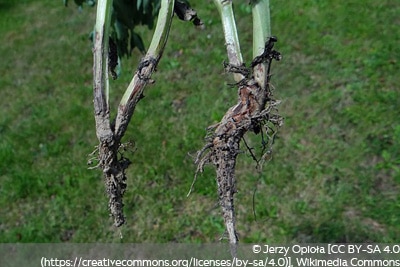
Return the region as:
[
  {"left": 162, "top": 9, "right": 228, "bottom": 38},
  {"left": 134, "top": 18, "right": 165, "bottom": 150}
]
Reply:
[
  {"left": 108, "top": 37, "right": 119, "bottom": 80},
  {"left": 224, "top": 61, "right": 250, "bottom": 79},
  {"left": 174, "top": 1, "right": 204, "bottom": 28},
  {"left": 251, "top": 36, "right": 281, "bottom": 68},
  {"left": 137, "top": 57, "right": 158, "bottom": 82}
]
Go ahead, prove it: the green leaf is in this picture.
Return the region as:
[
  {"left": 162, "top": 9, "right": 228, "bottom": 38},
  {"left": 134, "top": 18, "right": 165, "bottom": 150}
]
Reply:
[
  {"left": 153, "top": 0, "right": 161, "bottom": 15},
  {"left": 143, "top": 11, "right": 154, "bottom": 29},
  {"left": 113, "top": 0, "right": 135, "bottom": 28},
  {"left": 89, "top": 0, "right": 163, "bottom": 60},
  {"left": 143, "top": 0, "right": 150, "bottom": 14},
  {"left": 74, "top": 0, "right": 85, "bottom": 6},
  {"left": 114, "top": 20, "right": 129, "bottom": 57},
  {"left": 131, "top": 31, "right": 146, "bottom": 54}
]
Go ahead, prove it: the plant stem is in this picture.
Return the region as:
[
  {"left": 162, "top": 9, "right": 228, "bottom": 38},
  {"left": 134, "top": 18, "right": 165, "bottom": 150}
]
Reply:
[
  {"left": 114, "top": 0, "right": 175, "bottom": 139},
  {"left": 252, "top": 0, "right": 271, "bottom": 90},
  {"left": 211, "top": 0, "right": 244, "bottom": 253},
  {"left": 119, "top": 0, "right": 175, "bottom": 108},
  {"left": 93, "top": 0, "right": 128, "bottom": 227},
  {"left": 147, "top": 0, "right": 175, "bottom": 58},
  {"left": 213, "top": 0, "right": 244, "bottom": 82},
  {"left": 198, "top": 0, "right": 280, "bottom": 252},
  {"left": 252, "top": 0, "right": 271, "bottom": 58},
  {"left": 93, "top": 0, "right": 113, "bottom": 118}
]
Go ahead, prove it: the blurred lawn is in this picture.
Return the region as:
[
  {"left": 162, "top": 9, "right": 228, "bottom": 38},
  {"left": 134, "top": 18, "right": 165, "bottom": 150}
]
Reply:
[{"left": 0, "top": 0, "right": 399, "bottom": 243}]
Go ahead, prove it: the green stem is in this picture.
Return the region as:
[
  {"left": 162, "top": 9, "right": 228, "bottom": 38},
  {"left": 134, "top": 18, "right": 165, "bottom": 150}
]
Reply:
[
  {"left": 114, "top": 0, "right": 174, "bottom": 139},
  {"left": 93, "top": 0, "right": 113, "bottom": 114},
  {"left": 147, "top": 0, "right": 175, "bottom": 57},
  {"left": 119, "top": 0, "right": 175, "bottom": 106},
  {"left": 213, "top": 0, "right": 244, "bottom": 82},
  {"left": 251, "top": 0, "right": 271, "bottom": 89},
  {"left": 252, "top": 0, "right": 271, "bottom": 58}
]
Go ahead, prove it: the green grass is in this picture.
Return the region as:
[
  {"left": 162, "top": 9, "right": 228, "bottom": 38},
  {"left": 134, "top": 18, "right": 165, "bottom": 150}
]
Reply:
[{"left": 0, "top": 0, "right": 399, "bottom": 243}]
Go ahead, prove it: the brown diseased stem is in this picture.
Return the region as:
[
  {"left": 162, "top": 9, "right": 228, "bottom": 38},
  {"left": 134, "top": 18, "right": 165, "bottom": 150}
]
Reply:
[
  {"left": 92, "top": 0, "right": 175, "bottom": 227},
  {"left": 196, "top": 0, "right": 281, "bottom": 255}
]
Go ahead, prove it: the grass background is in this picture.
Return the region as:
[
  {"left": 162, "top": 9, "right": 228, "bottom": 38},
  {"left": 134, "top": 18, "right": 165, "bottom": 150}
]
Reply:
[{"left": 0, "top": 0, "right": 399, "bottom": 243}]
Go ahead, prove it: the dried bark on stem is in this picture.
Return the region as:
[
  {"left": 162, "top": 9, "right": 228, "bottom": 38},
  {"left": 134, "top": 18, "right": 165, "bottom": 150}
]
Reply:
[
  {"left": 193, "top": 1, "right": 282, "bottom": 252},
  {"left": 194, "top": 0, "right": 280, "bottom": 251},
  {"left": 195, "top": 36, "right": 282, "bottom": 251}
]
